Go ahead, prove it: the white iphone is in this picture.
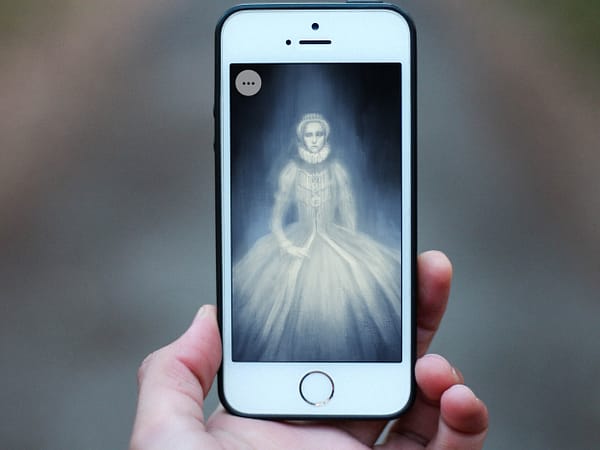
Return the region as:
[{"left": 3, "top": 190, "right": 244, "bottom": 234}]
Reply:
[{"left": 215, "top": 2, "right": 416, "bottom": 419}]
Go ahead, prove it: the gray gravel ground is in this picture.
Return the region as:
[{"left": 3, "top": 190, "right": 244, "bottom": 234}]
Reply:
[{"left": 1, "top": 1, "right": 599, "bottom": 449}]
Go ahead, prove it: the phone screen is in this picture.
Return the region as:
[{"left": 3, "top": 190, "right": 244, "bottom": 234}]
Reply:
[{"left": 229, "top": 63, "right": 402, "bottom": 363}]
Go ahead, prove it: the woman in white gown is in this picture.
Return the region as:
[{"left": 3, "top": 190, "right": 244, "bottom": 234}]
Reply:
[{"left": 233, "top": 113, "right": 402, "bottom": 362}]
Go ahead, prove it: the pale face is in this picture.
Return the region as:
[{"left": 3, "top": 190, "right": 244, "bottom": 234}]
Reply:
[{"left": 302, "top": 121, "right": 326, "bottom": 153}]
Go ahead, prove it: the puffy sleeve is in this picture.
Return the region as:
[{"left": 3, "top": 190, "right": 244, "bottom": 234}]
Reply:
[
  {"left": 270, "top": 161, "right": 297, "bottom": 248},
  {"left": 332, "top": 161, "right": 357, "bottom": 232}
]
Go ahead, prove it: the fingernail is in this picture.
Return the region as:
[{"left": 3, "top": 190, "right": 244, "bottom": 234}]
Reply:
[
  {"left": 452, "top": 384, "right": 479, "bottom": 402},
  {"left": 195, "top": 305, "right": 209, "bottom": 321},
  {"left": 451, "top": 366, "right": 459, "bottom": 381},
  {"left": 424, "top": 353, "right": 445, "bottom": 362}
]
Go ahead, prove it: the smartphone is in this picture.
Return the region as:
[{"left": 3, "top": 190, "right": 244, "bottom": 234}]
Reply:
[{"left": 215, "top": 2, "right": 416, "bottom": 419}]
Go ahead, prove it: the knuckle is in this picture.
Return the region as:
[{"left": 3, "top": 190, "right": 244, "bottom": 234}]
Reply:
[{"left": 136, "top": 351, "right": 156, "bottom": 385}]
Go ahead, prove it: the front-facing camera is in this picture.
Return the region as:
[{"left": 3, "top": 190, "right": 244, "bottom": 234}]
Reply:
[{"left": 312, "top": 22, "right": 319, "bottom": 31}]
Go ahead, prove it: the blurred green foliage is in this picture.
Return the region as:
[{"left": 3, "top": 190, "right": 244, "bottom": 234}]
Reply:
[
  {"left": 0, "top": 0, "right": 72, "bottom": 40},
  {"left": 518, "top": 0, "right": 600, "bottom": 71}
]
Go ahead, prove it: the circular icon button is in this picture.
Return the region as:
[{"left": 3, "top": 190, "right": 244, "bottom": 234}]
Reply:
[
  {"left": 235, "top": 70, "right": 262, "bottom": 96},
  {"left": 299, "top": 371, "right": 334, "bottom": 406}
]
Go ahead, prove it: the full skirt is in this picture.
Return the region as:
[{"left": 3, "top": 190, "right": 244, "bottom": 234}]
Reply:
[{"left": 232, "top": 223, "right": 403, "bottom": 361}]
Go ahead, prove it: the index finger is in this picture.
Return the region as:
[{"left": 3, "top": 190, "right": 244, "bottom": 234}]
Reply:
[{"left": 416, "top": 250, "right": 452, "bottom": 357}]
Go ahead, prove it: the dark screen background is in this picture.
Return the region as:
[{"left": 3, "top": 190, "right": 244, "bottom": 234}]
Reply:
[
  {"left": 230, "top": 63, "right": 403, "bottom": 362},
  {"left": 230, "top": 63, "right": 403, "bottom": 259}
]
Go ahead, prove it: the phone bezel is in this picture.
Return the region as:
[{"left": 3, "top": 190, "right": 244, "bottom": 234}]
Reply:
[{"left": 215, "top": 3, "right": 417, "bottom": 419}]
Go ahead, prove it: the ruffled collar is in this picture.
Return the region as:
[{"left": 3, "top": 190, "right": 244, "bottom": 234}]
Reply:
[{"left": 298, "top": 144, "right": 331, "bottom": 164}]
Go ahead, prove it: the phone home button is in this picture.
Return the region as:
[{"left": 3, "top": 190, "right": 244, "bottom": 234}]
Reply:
[{"left": 299, "top": 371, "right": 334, "bottom": 406}]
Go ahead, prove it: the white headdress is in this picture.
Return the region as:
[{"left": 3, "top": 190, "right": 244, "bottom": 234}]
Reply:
[
  {"left": 296, "top": 113, "right": 331, "bottom": 164},
  {"left": 296, "top": 113, "right": 330, "bottom": 142}
]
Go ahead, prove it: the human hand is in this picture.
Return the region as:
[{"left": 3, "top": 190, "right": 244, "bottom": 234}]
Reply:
[{"left": 130, "top": 251, "right": 488, "bottom": 449}]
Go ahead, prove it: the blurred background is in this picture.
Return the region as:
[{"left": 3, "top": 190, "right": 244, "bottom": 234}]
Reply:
[{"left": 1, "top": 0, "right": 598, "bottom": 448}]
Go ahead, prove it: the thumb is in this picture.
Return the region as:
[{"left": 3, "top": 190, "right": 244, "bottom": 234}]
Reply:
[{"left": 131, "top": 305, "right": 222, "bottom": 439}]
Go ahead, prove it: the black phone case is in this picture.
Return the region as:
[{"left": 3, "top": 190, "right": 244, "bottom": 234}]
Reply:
[{"left": 214, "top": 2, "right": 417, "bottom": 420}]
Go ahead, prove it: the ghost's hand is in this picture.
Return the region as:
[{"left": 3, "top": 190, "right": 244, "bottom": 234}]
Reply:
[
  {"left": 277, "top": 238, "right": 309, "bottom": 258},
  {"left": 285, "top": 245, "right": 309, "bottom": 259}
]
